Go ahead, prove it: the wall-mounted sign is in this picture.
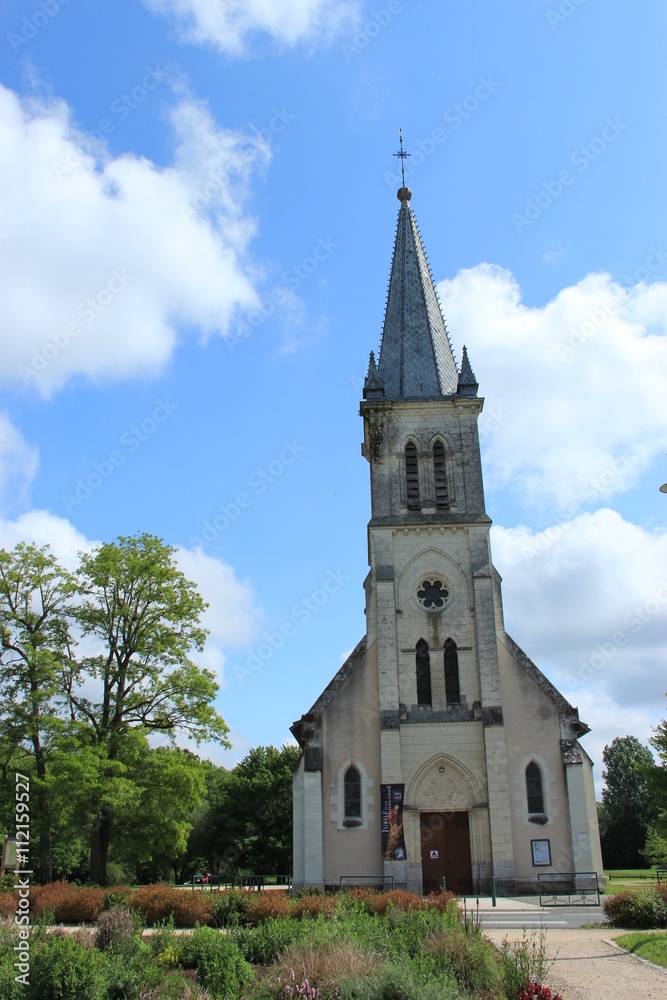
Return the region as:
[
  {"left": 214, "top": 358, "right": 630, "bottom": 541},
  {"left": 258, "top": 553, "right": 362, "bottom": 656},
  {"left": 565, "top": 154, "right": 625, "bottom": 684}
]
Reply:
[
  {"left": 531, "top": 839, "right": 551, "bottom": 867},
  {"left": 429, "top": 850, "right": 439, "bottom": 859},
  {"left": 381, "top": 784, "right": 406, "bottom": 861}
]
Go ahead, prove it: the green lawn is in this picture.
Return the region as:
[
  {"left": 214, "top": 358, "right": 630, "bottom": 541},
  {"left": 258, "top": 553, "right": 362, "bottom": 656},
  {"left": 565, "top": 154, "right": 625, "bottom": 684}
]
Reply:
[
  {"left": 614, "top": 931, "right": 667, "bottom": 968},
  {"left": 603, "top": 869, "right": 663, "bottom": 895}
]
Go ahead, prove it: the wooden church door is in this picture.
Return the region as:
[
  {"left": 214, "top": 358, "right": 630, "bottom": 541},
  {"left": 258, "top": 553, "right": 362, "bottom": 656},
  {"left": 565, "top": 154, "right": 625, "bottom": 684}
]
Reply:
[{"left": 420, "top": 812, "right": 473, "bottom": 896}]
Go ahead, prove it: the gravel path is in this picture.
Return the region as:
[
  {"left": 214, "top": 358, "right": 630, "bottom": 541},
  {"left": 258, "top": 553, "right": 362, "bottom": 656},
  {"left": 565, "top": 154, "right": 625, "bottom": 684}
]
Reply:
[{"left": 486, "top": 927, "right": 667, "bottom": 1000}]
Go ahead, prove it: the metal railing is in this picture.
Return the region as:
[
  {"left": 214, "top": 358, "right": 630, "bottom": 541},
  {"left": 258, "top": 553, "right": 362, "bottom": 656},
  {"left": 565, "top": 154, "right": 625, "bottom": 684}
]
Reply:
[
  {"left": 538, "top": 872, "right": 600, "bottom": 906},
  {"left": 189, "top": 873, "right": 291, "bottom": 892},
  {"left": 339, "top": 875, "right": 395, "bottom": 891}
]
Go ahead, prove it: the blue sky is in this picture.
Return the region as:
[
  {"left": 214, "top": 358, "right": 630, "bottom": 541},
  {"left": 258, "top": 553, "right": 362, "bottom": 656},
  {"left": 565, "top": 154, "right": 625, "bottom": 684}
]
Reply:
[{"left": 0, "top": 0, "right": 665, "bottom": 792}]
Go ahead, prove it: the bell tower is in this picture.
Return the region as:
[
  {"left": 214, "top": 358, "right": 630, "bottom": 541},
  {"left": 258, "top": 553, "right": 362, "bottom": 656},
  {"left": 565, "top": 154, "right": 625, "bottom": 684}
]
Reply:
[{"left": 359, "top": 183, "right": 516, "bottom": 892}]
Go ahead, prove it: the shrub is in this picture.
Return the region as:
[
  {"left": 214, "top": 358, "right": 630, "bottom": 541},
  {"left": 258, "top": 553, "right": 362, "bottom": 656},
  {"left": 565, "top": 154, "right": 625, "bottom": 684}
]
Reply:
[
  {"left": 102, "top": 887, "right": 131, "bottom": 912},
  {"left": 181, "top": 925, "right": 252, "bottom": 998},
  {"left": 95, "top": 904, "right": 137, "bottom": 952},
  {"left": 500, "top": 927, "right": 552, "bottom": 1000},
  {"left": 127, "top": 884, "right": 213, "bottom": 927},
  {"left": 28, "top": 934, "right": 108, "bottom": 1000},
  {"left": 602, "top": 886, "right": 667, "bottom": 928},
  {"left": 31, "top": 881, "right": 105, "bottom": 923},
  {"left": 211, "top": 888, "right": 250, "bottom": 927},
  {"left": 239, "top": 917, "right": 306, "bottom": 965},
  {"left": 245, "top": 890, "right": 291, "bottom": 925},
  {"left": 291, "top": 893, "right": 337, "bottom": 921},
  {"left": 272, "top": 943, "right": 381, "bottom": 994},
  {"left": 336, "top": 956, "right": 460, "bottom": 1000},
  {"left": 424, "top": 923, "right": 502, "bottom": 993}
]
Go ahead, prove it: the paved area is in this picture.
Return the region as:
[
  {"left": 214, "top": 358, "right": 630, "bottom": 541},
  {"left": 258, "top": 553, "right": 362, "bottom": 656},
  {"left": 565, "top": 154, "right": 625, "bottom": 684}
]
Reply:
[
  {"left": 458, "top": 895, "right": 607, "bottom": 930},
  {"left": 485, "top": 927, "right": 667, "bottom": 1000}
]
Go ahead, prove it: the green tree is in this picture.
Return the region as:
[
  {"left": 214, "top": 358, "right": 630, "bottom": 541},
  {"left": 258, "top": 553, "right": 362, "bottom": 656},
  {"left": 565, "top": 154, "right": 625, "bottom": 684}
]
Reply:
[
  {"left": 0, "top": 543, "right": 77, "bottom": 882},
  {"left": 601, "top": 735, "right": 655, "bottom": 868},
  {"left": 642, "top": 710, "right": 667, "bottom": 841},
  {"left": 65, "top": 533, "right": 229, "bottom": 883},
  {"left": 640, "top": 827, "right": 667, "bottom": 868},
  {"left": 209, "top": 745, "right": 300, "bottom": 879}
]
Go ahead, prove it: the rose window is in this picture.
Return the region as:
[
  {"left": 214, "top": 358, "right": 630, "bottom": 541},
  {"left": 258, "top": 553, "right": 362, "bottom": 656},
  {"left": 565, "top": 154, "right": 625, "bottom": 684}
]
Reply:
[{"left": 417, "top": 580, "right": 449, "bottom": 610}]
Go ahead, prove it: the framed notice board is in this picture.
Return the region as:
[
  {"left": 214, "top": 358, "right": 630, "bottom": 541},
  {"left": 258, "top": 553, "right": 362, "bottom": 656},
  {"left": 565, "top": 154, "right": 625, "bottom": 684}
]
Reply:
[{"left": 531, "top": 839, "right": 552, "bottom": 867}]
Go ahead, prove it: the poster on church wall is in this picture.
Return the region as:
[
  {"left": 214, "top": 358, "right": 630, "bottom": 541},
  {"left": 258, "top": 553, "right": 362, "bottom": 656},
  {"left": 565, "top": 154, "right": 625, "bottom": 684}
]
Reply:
[
  {"left": 531, "top": 839, "right": 552, "bottom": 867},
  {"left": 381, "top": 784, "right": 407, "bottom": 860}
]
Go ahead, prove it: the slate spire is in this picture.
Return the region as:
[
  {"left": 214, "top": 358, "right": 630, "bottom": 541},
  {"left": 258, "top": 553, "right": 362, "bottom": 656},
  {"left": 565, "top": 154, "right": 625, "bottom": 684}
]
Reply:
[{"left": 377, "top": 187, "right": 459, "bottom": 399}]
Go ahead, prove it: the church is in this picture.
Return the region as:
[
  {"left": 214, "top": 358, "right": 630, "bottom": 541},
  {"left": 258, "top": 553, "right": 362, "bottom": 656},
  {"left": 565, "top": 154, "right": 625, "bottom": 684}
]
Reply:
[{"left": 290, "top": 180, "right": 604, "bottom": 896}]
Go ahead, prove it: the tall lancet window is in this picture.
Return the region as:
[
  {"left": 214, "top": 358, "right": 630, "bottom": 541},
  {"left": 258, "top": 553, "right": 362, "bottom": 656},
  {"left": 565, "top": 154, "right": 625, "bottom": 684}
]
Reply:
[
  {"left": 405, "top": 442, "right": 420, "bottom": 509},
  {"left": 444, "top": 638, "right": 460, "bottom": 706},
  {"left": 526, "top": 762, "right": 545, "bottom": 816},
  {"left": 433, "top": 441, "right": 449, "bottom": 508},
  {"left": 344, "top": 765, "right": 362, "bottom": 823},
  {"left": 416, "top": 640, "right": 432, "bottom": 707}
]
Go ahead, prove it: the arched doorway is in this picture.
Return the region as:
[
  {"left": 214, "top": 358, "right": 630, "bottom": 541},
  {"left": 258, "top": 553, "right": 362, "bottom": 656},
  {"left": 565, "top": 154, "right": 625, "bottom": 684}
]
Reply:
[{"left": 409, "top": 755, "right": 482, "bottom": 895}]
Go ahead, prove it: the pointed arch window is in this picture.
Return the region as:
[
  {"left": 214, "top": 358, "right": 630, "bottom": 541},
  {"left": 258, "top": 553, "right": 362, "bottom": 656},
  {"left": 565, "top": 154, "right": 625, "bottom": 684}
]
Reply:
[
  {"left": 433, "top": 441, "right": 449, "bottom": 508},
  {"left": 526, "top": 762, "right": 545, "bottom": 815},
  {"left": 416, "top": 640, "right": 432, "bottom": 707},
  {"left": 344, "top": 765, "right": 362, "bottom": 823},
  {"left": 444, "top": 638, "right": 460, "bottom": 706},
  {"left": 405, "top": 442, "right": 420, "bottom": 510}
]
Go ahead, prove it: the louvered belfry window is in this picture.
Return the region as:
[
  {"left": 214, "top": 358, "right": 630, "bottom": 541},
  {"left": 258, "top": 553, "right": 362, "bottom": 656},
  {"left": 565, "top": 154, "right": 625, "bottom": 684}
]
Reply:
[
  {"left": 444, "top": 638, "right": 460, "bottom": 706},
  {"left": 416, "top": 640, "right": 432, "bottom": 707},
  {"left": 405, "top": 442, "right": 420, "bottom": 509},
  {"left": 433, "top": 441, "right": 448, "bottom": 508}
]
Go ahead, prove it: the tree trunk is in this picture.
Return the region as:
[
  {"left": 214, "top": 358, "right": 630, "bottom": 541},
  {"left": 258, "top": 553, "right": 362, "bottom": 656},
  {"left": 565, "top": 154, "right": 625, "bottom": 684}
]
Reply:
[
  {"left": 90, "top": 807, "right": 112, "bottom": 885},
  {"left": 39, "top": 824, "right": 52, "bottom": 885}
]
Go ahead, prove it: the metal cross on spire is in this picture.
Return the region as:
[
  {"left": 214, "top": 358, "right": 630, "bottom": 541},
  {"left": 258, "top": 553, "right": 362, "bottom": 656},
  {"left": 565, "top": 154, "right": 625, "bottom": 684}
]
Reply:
[{"left": 393, "top": 128, "right": 411, "bottom": 186}]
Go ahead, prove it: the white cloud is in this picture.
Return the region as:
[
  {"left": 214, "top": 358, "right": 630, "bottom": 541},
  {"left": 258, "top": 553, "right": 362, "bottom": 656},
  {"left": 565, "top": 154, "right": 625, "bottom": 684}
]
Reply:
[
  {"left": 0, "top": 511, "right": 262, "bottom": 687},
  {"left": 144, "top": 0, "right": 359, "bottom": 54},
  {"left": 0, "top": 84, "right": 270, "bottom": 398},
  {"left": 491, "top": 509, "right": 667, "bottom": 791},
  {"left": 0, "top": 413, "right": 39, "bottom": 508},
  {"left": 0, "top": 509, "right": 93, "bottom": 569},
  {"left": 439, "top": 265, "right": 667, "bottom": 510},
  {"left": 175, "top": 546, "right": 261, "bottom": 685}
]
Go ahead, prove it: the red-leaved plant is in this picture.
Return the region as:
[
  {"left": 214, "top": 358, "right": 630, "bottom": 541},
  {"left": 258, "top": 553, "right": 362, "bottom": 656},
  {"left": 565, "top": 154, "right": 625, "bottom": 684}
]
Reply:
[{"left": 519, "top": 982, "right": 562, "bottom": 1000}]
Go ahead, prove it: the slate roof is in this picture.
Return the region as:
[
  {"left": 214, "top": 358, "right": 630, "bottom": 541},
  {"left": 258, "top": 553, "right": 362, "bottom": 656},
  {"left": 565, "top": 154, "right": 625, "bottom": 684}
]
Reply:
[{"left": 377, "top": 192, "right": 459, "bottom": 399}]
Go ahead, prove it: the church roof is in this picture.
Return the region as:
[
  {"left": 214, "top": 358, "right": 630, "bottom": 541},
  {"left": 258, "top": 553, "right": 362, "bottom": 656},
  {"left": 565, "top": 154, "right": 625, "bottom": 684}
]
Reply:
[{"left": 376, "top": 187, "right": 459, "bottom": 399}]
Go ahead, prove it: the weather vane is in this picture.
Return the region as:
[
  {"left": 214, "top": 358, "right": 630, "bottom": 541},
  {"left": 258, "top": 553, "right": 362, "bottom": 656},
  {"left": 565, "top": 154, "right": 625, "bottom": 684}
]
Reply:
[{"left": 393, "top": 128, "right": 411, "bottom": 186}]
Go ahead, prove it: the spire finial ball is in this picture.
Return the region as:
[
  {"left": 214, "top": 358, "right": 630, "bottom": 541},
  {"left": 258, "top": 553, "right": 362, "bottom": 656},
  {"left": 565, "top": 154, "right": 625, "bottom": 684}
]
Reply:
[{"left": 397, "top": 186, "right": 412, "bottom": 203}]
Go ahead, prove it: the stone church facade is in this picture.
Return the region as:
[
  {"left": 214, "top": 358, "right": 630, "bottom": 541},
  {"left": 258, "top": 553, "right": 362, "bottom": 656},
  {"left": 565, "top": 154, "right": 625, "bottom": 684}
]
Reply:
[{"left": 291, "top": 184, "right": 603, "bottom": 895}]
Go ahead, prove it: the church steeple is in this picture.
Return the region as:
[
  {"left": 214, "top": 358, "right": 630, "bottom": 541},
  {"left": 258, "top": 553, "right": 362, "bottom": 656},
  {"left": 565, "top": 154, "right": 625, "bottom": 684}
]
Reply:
[{"left": 377, "top": 186, "right": 459, "bottom": 399}]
